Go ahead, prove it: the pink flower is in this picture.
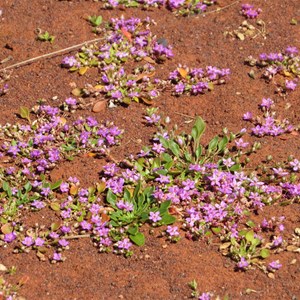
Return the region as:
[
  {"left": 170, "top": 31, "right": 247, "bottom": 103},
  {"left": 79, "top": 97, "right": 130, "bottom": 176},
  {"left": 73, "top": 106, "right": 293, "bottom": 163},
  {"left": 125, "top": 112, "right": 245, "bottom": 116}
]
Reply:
[{"left": 149, "top": 211, "right": 162, "bottom": 223}]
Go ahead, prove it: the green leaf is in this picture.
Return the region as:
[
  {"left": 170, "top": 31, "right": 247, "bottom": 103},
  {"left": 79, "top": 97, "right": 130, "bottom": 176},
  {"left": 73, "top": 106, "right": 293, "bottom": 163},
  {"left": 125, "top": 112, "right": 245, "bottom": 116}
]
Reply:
[
  {"left": 246, "top": 220, "right": 256, "bottom": 228},
  {"left": 50, "top": 179, "right": 62, "bottom": 190},
  {"left": 161, "top": 153, "right": 172, "bottom": 163},
  {"left": 106, "top": 189, "right": 117, "bottom": 207},
  {"left": 245, "top": 230, "right": 255, "bottom": 242},
  {"left": 195, "top": 145, "right": 202, "bottom": 159},
  {"left": 129, "top": 232, "right": 145, "bottom": 246},
  {"left": 260, "top": 248, "right": 270, "bottom": 259},
  {"left": 160, "top": 214, "right": 176, "bottom": 225},
  {"left": 230, "top": 164, "right": 241, "bottom": 172},
  {"left": 51, "top": 222, "right": 61, "bottom": 231},
  {"left": 19, "top": 106, "right": 31, "bottom": 122},
  {"left": 2, "top": 181, "right": 12, "bottom": 197},
  {"left": 127, "top": 225, "right": 139, "bottom": 235},
  {"left": 208, "top": 136, "right": 219, "bottom": 152},
  {"left": 24, "top": 182, "right": 32, "bottom": 192},
  {"left": 169, "top": 140, "right": 180, "bottom": 157},
  {"left": 211, "top": 227, "right": 221, "bottom": 234},
  {"left": 191, "top": 117, "right": 206, "bottom": 143},
  {"left": 133, "top": 181, "right": 141, "bottom": 199},
  {"left": 217, "top": 136, "right": 228, "bottom": 152},
  {"left": 123, "top": 189, "right": 131, "bottom": 202},
  {"left": 159, "top": 200, "right": 171, "bottom": 214}
]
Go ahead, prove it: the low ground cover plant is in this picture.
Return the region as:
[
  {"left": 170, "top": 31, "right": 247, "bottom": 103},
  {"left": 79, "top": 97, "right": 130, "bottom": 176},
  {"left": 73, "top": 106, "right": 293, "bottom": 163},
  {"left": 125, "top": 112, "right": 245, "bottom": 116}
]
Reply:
[{"left": 0, "top": 4, "right": 299, "bottom": 299}]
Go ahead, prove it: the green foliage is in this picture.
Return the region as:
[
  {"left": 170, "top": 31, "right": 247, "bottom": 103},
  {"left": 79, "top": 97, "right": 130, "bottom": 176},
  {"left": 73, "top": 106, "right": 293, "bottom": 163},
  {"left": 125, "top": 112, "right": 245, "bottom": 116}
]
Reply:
[
  {"left": 88, "top": 15, "right": 103, "bottom": 27},
  {"left": 37, "top": 31, "right": 55, "bottom": 43},
  {"left": 229, "top": 230, "right": 270, "bottom": 262}
]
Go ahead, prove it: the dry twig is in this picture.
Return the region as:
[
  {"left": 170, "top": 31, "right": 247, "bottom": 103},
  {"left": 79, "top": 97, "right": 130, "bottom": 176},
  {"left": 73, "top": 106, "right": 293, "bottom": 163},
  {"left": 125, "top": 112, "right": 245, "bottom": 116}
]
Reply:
[{"left": 0, "top": 37, "right": 105, "bottom": 72}]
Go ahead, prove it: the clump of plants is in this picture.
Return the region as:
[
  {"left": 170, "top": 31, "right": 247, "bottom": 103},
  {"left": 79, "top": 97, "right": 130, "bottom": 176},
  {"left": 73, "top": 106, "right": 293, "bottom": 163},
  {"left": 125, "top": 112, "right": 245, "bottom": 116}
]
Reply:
[
  {"left": 245, "top": 46, "right": 300, "bottom": 94},
  {"left": 62, "top": 17, "right": 173, "bottom": 72},
  {"left": 0, "top": 103, "right": 299, "bottom": 275},
  {"left": 101, "top": 0, "right": 216, "bottom": 16},
  {"left": 0, "top": 101, "right": 122, "bottom": 225},
  {"left": 73, "top": 63, "right": 165, "bottom": 106},
  {"left": 168, "top": 65, "right": 230, "bottom": 96},
  {"left": 36, "top": 30, "right": 55, "bottom": 43},
  {"left": 243, "top": 98, "right": 296, "bottom": 137},
  {"left": 62, "top": 17, "right": 173, "bottom": 106}
]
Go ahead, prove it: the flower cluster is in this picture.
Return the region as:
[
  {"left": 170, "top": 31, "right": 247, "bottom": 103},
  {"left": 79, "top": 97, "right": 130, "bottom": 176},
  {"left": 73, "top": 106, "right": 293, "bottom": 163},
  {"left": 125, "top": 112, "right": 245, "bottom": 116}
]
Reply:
[
  {"left": 62, "top": 17, "right": 172, "bottom": 106},
  {"left": 1, "top": 107, "right": 298, "bottom": 272},
  {"left": 0, "top": 102, "right": 122, "bottom": 224},
  {"left": 80, "top": 64, "right": 163, "bottom": 106},
  {"left": 169, "top": 65, "right": 230, "bottom": 96},
  {"left": 241, "top": 3, "right": 262, "bottom": 19},
  {"left": 245, "top": 47, "right": 300, "bottom": 93},
  {"left": 62, "top": 17, "right": 173, "bottom": 71},
  {"left": 243, "top": 98, "right": 294, "bottom": 137}
]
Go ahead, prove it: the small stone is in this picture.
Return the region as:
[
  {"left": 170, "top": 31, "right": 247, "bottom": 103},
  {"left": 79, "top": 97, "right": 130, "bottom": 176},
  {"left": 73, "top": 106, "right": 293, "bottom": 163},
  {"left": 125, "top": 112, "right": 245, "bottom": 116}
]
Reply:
[
  {"left": 162, "top": 244, "right": 168, "bottom": 249},
  {"left": 268, "top": 272, "right": 275, "bottom": 279},
  {"left": 0, "top": 263, "right": 7, "bottom": 272}
]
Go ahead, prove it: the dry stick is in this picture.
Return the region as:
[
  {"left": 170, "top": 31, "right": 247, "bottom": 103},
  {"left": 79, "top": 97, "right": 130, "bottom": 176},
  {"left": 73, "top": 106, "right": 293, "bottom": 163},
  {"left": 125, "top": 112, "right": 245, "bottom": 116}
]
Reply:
[
  {"left": 203, "top": 0, "right": 240, "bottom": 15},
  {"left": 174, "top": 112, "right": 195, "bottom": 119},
  {"left": 64, "top": 234, "right": 91, "bottom": 240},
  {"left": 0, "top": 37, "right": 105, "bottom": 72}
]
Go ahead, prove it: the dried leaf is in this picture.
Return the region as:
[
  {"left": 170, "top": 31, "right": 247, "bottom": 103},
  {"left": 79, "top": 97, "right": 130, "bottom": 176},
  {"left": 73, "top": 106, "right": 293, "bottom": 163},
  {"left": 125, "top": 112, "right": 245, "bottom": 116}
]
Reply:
[
  {"left": 92, "top": 101, "right": 107, "bottom": 112},
  {"left": 18, "top": 275, "right": 30, "bottom": 286},
  {"left": 94, "top": 84, "right": 104, "bottom": 91},
  {"left": 96, "top": 181, "right": 106, "bottom": 193},
  {"left": 140, "top": 97, "right": 153, "bottom": 105},
  {"left": 134, "top": 71, "right": 156, "bottom": 82},
  {"left": 122, "top": 97, "right": 131, "bottom": 105},
  {"left": 121, "top": 27, "right": 132, "bottom": 42},
  {"left": 69, "top": 185, "right": 78, "bottom": 196},
  {"left": 79, "top": 66, "right": 88, "bottom": 75},
  {"left": 143, "top": 56, "right": 156, "bottom": 64},
  {"left": 286, "top": 245, "right": 300, "bottom": 252},
  {"left": 72, "top": 88, "right": 83, "bottom": 97},
  {"left": 248, "top": 70, "right": 255, "bottom": 79},
  {"left": 177, "top": 68, "right": 188, "bottom": 79},
  {"left": 85, "top": 152, "right": 97, "bottom": 157},
  {"left": 236, "top": 32, "right": 245, "bottom": 40},
  {"left": 50, "top": 202, "right": 60, "bottom": 211},
  {"left": 290, "top": 18, "right": 298, "bottom": 25},
  {"left": 1, "top": 223, "right": 12, "bottom": 234},
  {"left": 219, "top": 242, "right": 231, "bottom": 250},
  {"left": 59, "top": 117, "right": 67, "bottom": 126},
  {"left": 208, "top": 82, "right": 214, "bottom": 91},
  {"left": 101, "top": 213, "right": 110, "bottom": 222},
  {"left": 36, "top": 251, "right": 46, "bottom": 261}
]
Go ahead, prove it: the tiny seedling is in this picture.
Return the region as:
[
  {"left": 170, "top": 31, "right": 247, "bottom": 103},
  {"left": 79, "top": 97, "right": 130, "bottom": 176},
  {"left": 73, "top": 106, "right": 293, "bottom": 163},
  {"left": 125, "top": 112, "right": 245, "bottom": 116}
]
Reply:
[
  {"left": 37, "top": 31, "right": 55, "bottom": 43},
  {"left": 88, "top": 15, "right": 103, "bottom": 27}
]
